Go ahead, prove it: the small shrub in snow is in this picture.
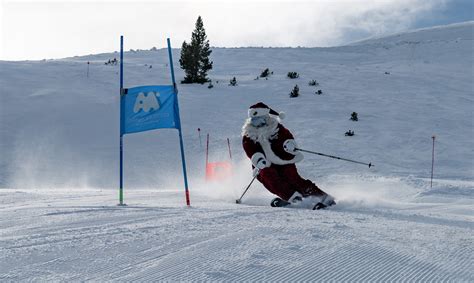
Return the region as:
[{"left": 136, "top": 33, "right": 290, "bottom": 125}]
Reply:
[
  {"left": 287, "top": 72, "right": 299, "bottom": 79},
  {"left": 104, "top": 58, "right": 118, "bottom": 66},
  {"left": 260, "top": 68, "right": 271, "bottom": 78},
  {"left": 229, "top": 77, "right": 237, "bottom": 86},
  {"left": 345, "top": 130, "right": 355, "bottom": 136},
  {"left": 290, "top": 85, "right": 300, "bottom": 98},
  {"left": 309, "top": 79, "right": 319, "bottom": 86},
  {"left": 350, "top": 112, "right": 358, "bottom": 121},
  {"left": 315, "top": 89, "right": 323, "bottom": 95}
]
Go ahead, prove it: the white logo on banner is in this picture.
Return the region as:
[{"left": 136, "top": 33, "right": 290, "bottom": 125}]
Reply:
[{"left": 133, "top": 92, "right": 160, "bottom": 113}]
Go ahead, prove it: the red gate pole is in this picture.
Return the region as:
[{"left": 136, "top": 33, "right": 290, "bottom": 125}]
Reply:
[
  {"left": 206, "top": 133, "right": 210, "bottom": 166},
  {"left": 205, "top": 134, "right": 210, "bottom": 180}
]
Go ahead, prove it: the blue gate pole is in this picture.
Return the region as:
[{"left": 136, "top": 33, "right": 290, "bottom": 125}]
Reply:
[
  {"left": 167, "top": 38, "right": 191, "bottom": 206},
  {"left": 119, "top": 35, "right": 125, "bottom": 205}
]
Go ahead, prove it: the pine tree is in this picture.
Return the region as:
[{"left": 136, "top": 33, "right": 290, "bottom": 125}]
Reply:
[
  {"left": 350, "top": 112, "right": 358, "bottom": 121},
  {"left": 345, "top": 130, "right": 355, "bottom": 136},
  {"left": 287, "top": 72, "right": 299, "bottom": 79},
  {"left": 260, "top": 68, "right": 270, "bottom": 78},
  {"left": 180, "top": 16, "right": 213, "bottom": 84},
  {"left": 290, "top": 85, "right": 300, "bottom": 98}
]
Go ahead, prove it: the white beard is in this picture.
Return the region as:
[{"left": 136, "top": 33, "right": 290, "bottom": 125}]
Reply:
[{"left": 241, "top": 116, "right": 279, "bottom": 142}]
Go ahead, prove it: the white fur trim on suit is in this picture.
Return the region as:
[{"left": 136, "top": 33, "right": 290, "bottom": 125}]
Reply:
[
  {"left": 259, "top": 137, "right": 304, "bottom": 165},
  {"left": 288, "top": 191, "right": 303, "bottom": 202},
  {"left": 248, "top": 107, "right": 270, "bottom": 118}
]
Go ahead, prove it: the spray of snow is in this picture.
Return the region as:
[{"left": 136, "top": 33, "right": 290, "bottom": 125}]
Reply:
[{"left": 189, "top": 157, "right": 272, "bottom": 205}]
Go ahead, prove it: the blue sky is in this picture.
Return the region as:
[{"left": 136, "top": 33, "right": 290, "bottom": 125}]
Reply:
[
  {"left": 414, "top": 0, "right": 473, "bottom": 28},
  {"left": 1, "top": 0, "right": 472, "bottom": 60}
]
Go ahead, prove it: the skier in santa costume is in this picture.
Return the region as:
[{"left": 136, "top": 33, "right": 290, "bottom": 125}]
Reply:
[{"left": 242, "top": 102, "right": 335, "bottom": 208}]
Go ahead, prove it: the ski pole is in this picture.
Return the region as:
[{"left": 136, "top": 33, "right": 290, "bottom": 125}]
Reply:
[
  {"left": 198, "top": 128, "right": 202, "bottom": 148},
  {"left": 296, "top": 148, "right": 373, "bottom": 168},
  {"left": 227, "top": 138, "right": 232, "bottom": 160},
  {"left": 235, "top": 175, "right": 257, "bottom": 204}
]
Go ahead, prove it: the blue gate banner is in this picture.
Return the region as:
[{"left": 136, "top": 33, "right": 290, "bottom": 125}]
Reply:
[{"left": 121, "top": 85, "right": 180, "bottom": 135}]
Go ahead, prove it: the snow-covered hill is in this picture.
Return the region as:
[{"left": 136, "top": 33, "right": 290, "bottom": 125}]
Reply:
[{"left": 0, "top": 22, "right": 473, "bottom": 281}]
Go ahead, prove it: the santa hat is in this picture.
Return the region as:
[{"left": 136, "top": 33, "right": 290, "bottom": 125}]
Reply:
[{"left": 248, "top": 102, "right": 285, "bottom": 119}]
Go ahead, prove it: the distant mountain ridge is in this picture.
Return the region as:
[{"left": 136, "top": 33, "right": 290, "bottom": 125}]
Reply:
[{"left": 346, "top": 21, "right": 474, "bottom": 47}]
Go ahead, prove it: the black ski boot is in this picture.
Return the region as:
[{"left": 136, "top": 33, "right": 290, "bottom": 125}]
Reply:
[
  {"left": 312, "top": 202, "right": 327, "bottom": 210},
  {"left": 271, "top": 198, "right": 291, "bottom": 207},
  {"left": 312, "top": 195, "right": 336, "bottom": 210}
]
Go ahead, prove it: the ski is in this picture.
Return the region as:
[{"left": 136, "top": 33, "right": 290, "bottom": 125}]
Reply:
[{"left": 270, "top": 197, "right": 336, "bottom": 210}]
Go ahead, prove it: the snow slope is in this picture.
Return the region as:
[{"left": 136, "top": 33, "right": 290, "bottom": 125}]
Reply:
[{"left": 0, "top": 22, "right": 473, "bottom": 281}]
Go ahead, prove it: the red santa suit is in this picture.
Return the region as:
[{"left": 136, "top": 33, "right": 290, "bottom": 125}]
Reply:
[{"left": 242, "top": 102, "right": 331, "bottom": 202}]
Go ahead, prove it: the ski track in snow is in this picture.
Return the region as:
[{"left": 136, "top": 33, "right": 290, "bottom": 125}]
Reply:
[{"left": 0, "top": 189, "right": 472, "bottom": 281}]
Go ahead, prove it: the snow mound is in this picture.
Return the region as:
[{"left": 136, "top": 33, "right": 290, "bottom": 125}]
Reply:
[{"left": 347, "top": 21, "right": 474, "bottom": 47}]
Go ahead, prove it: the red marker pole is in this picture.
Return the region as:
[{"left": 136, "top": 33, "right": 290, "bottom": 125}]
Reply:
[
  {"left": 206, "top": 134, "right": 210, "bottom": 166},
  {"left": 431, "top": 135, "right": 436, "bottom": 188},
  {"left": 205, "top": 133, "right": 210, "bottom": 180}
]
